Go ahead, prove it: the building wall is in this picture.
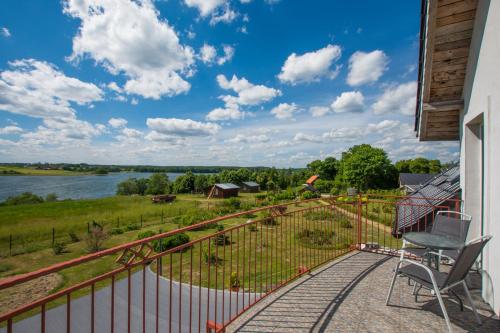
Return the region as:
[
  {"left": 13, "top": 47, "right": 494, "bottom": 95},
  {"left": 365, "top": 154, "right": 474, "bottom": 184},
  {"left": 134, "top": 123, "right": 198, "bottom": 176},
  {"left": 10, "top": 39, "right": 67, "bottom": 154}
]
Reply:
[{"left": 460, "top": 0, "right": 500, "bottom": 315}]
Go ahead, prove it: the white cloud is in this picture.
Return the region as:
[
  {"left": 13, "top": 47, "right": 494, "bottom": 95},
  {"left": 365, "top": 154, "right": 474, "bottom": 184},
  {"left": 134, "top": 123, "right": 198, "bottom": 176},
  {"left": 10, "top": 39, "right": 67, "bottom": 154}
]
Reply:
[
  {"left": 278, "top": 44, "right": 341, "bottom": 85},
  {"left": 0, "top": 59, "right": 103, "bottom": 119},
  {"left": 121, "top": 127, "right": 142, "bottom": 138},
  {"left": 210, "top": 5, "right": 238, "bottom": 25},
  {"left": 184, "top": 0, "right": 227, "bottom": 16},
  {"left": 217, "top": 45, "right": 235, "bottom": 65},
  {"left": 206, "top": 107, "right": 245, "bottom": 121},
  {"left": 294, "top": 132, "right": 322, "bottom": 143},
  {"left": 309, "top": 106, "right": 331, "bottom": 117},
  {"left": 108, "top": 117, "right": 128, "bottom": 128},
  {"left": 131, "top": 98, "right": 139, "bottom": 105},
  {"left": 145, "top": 131, "right": 185, "bottom": 144},
  {"left": 270, "top": 103, "right": 298, "bottom": 120},
  {"left": 64, "top": 0, "right": 194, "bottom": 99},
  {"left": 372, "top": 81, "right": 417, "bottom": 115},
  {"left": 107, "top": 81, "right": 123, "bottom": 93},
  {"left": 322, "top": 127, "right": 363, "bottom": 141},
  {"left": 146, "top": 118, "right": 220, "bottom": 136},
  {"left": 347, "top": 50, "right": 388, "bottom": 86},
  {"left": 199, "top": 44, "right": 234, "bottom": 66},
  {"left": 217, "top": 74, "right": 281, "bottom": 106},
  {"left": 0, "top": 126, "right": 23, "bottom": 135},
  {"left": 1, "top": 27, "right": 10, "bottom": 37},
  {"left": 227, "top": 134, "right": 270, "bottom": 144},
  {"left": 366, "top": 120, "right": 400, "bottom": 133},
  {"left": 199, "top": 44, "right": 217, "bottom": 65},
  {"left": 331, "top": 91, "right": 364, "bottom": 113},
  {"left": 21, "top": 118, "right": 105, "bottom": 145}
]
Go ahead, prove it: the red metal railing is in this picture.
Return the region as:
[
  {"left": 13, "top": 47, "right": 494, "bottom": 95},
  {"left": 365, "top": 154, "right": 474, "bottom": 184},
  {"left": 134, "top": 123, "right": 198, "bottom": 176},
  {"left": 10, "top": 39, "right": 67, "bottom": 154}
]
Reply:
[{"left": 0, "top": 195, "right": 461, "bottom": 332}]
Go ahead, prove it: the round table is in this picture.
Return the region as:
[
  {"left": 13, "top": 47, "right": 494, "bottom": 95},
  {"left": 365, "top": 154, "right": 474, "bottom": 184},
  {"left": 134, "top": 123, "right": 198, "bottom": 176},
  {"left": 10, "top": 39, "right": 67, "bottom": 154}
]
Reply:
[
  {"left": 402, "top": 232, "right": 464, "bottom": 269},
  {"left": 403, "top": 232, "right": 464, "bottom": 251}
]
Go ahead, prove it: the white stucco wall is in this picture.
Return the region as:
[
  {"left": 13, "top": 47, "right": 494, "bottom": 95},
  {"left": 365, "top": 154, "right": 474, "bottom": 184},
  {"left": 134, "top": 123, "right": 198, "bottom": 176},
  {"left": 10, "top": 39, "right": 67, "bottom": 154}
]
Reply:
[{"left": 460, "top": 0, "right": 500, "bottom": 315}]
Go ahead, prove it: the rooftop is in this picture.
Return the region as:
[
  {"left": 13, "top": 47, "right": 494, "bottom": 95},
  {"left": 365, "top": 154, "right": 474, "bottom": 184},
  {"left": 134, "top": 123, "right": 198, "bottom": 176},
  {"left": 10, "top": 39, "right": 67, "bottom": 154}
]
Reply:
[{"left": 399, "top": 173, "right": 437, "bottom": 187}]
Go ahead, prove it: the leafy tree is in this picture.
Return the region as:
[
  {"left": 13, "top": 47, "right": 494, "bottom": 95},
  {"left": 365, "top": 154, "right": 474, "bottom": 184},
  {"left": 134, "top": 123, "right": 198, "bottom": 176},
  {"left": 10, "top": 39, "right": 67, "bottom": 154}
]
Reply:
[
  {"left": 45, "top": 193, "right": 58, "bottom": 202},
  {"left": 146, "top": 173, "right": 170, "bottom": 195},
  {"left": 395, "top": 160, "right": 411, "bottom": 173},
  {"left": 340, "top": 144, "right": 397, "bottom": 190},
  {"left": 116, "top": 178, "right": 139, "bottom": 195},
  {"left": 172, "top": 171, "right": 195, "bottom": 193},
  {"left": 136, "top": 178, "right": 149, "bottom": 195}
]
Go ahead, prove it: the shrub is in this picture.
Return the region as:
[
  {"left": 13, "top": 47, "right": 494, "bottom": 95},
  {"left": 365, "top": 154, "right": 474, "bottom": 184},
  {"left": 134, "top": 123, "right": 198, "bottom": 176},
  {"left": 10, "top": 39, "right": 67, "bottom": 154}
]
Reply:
[
  {"left": 52, "top": 242, "right": 66, "bottom": 255},
  {"left": 68, "top": 230, "right": 80, "bottom": 243},
  {"left": 153, "top": 233, "right": 190, "bottom": 253},
  {"left": 340, "top": 219, "right": 353, "bottom": 228},
  {"left": 85, "top": 226, "right": 109, "bottom": 253},
  {"left": 124, "top": 223, "right": 140, "bottom": 231},
  {"left": 202, "top": 246, "right": 222, "bottom": 265},
  {"left": 298, "top": 229, "right": 335, "bottom": 248},
  {"left": 230, "top": 272, "right": 240, "bottom": 289},
  {"left": 173, "top": 211, "right": 217, "bottom": 230},
  {"left": 301, "top": 191, "right": 320, "bottom": 200},
  {"left": 303, "top": 210, "right": 335, "bottom": 221},
  {"left": 45, "top": 193, "right": 58, "bottom": 202},
  {"left": 248, "top": 224, "right": 258, "bottom": 232},
  {"left": 2, "top": 192, "right": 44, "bottom": 205},
  {"left": 213, "top": 225, "right": 230, "bottom": 246},
  {"left": 110, "top": 227, "right": 124, "bottom": 235},
  {"left": 260, "top": 211, "right": 278, "bottom": 226},
  {"left": 137, "top": 230, "right": 156, "bottom": 240}
]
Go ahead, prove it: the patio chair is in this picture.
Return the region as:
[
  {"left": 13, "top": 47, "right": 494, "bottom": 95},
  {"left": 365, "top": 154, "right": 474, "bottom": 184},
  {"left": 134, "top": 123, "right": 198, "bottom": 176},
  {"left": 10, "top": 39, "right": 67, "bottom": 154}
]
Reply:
[
  {"left": 405, "top": 211, "right": 472, "bottom": 263},
  {"left": 386, "top": 235, "right": 491, "bottom": 333}
]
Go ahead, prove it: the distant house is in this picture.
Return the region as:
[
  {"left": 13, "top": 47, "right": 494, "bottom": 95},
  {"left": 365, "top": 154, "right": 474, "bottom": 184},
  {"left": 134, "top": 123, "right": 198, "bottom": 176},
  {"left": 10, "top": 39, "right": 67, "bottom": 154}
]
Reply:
[
  {"left": 399, "top": 173, "right": 436, "bottom": 193},
  {"left": 240, "top": 181, "right": 260, "bottom": 193},
  {"left": 394, "top": 166, "right": 460, "bottom": 235},
  {"left": 207, "top": 183, "right": 240, "bottom": 199}
]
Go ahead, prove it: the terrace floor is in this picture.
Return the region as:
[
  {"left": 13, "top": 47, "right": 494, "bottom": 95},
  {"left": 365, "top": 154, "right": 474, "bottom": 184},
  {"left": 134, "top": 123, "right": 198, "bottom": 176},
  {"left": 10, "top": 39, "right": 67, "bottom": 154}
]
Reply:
[{"left": 227, "top": 251, "right": 500, "bottom": 333}]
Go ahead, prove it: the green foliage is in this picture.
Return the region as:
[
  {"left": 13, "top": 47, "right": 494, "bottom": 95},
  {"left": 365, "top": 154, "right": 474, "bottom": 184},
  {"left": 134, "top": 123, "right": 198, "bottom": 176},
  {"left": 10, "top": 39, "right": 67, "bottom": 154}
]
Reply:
[
  {"left": 45, "top": 193, "right": 58, "bottom": 202},
  {"left": 171, "top": 171, "right": 195, "bottom": 193},
  {"left": 300, "top": 191, "right": 320, "bottom": 200},
  {"left": 172, "top": 211, "right": 217, "bottom": 230},
  {"left": 202, "top": 246, "right": 222, "bottom": 265},
  {"left": 137, "top": 230, "right": 156, "bottom": 240},
  {"left": 340, "top": 144, "right": 398, "bottom": 191},
  {"left": 0, "top": 262, "right": 13, "bottom": 273},
  {"left": 340, "top": 219, "right": 353, "bottom": 228},
  {"left": 68, "top": 230, "right": 80, "bottom": 243},
  {"left": 248, "top": 224, "right": 258, "bottom": 232},
  {"left": 124, "top": 223, "right": 140, "bottom": 231},
  {"left": 2, "top": 192, "right": 44, "bottom": 206},
  {"left": 213, "top": 224, "right": 230, "bottom": 246},
  {"left": 146, "top": 173, "right": 170, "bottom": 195},
  {"left": 116, "top": 178, "right": 140, "bottom": 195},
  {"left": 230, "top": 272, "right": 240, "bottom": 288},
  {"left": 304, "top": 210, "right": 334, "bottom": 221},
  {"left": 395, "top": 158, "right": 442, "bottom": 174},
  {"left": 110, "top": 227, "right": 124, "bottom": 235},
  {"left": 93, "top": 167, "right": 109, "bottom": 175},
  {"left": 307, "top": 157, "right": 339, "bottom": 180},
  {"left": 153, "top": 233, "right": 191, "bottom": 253},
  {"left": 52, "top": 241, "right": 66, "bottom": 255}
]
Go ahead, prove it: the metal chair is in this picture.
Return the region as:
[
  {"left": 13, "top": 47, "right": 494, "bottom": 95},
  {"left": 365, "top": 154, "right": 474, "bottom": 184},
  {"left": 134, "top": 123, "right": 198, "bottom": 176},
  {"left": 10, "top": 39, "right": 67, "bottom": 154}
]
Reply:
[
  {"left": 405, "top": 211, "right": 472, "bottom": 263},
  {"left": 386, "top": 235, "right": 491, "bottom": 333}
]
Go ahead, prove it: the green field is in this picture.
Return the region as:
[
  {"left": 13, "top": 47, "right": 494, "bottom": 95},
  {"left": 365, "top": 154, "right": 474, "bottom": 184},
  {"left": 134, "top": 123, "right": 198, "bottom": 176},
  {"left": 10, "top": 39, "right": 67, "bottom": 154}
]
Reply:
[{"left": 0, "top": 165, "right": 89, "bottom": 176}]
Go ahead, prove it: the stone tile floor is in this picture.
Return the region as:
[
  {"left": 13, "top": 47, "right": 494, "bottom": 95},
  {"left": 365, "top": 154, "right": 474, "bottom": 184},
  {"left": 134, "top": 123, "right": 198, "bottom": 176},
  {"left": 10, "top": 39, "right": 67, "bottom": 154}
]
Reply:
[{"left": 227, "top": 251, "right": 500, "bottom": 332}]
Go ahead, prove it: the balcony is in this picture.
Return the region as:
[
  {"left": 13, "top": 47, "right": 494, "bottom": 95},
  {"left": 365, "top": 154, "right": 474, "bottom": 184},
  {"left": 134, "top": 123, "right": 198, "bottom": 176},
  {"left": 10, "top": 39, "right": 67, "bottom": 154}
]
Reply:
[{"left": 0, "top": 196, "right": 498, "bottom": 332}]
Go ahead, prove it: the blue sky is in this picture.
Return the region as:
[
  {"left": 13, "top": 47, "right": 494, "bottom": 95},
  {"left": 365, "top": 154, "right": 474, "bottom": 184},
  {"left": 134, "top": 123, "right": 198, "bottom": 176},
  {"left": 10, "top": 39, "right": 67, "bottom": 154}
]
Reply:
[{"left": 0, "top": 0, "right": 458, "bottom": 167}]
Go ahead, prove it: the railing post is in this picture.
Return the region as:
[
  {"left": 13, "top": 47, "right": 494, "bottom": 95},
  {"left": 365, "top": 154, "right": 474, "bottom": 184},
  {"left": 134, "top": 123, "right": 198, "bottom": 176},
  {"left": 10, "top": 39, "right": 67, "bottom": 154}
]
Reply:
[{"left": 357, "top": 193, "right": 362, "bottom": 250}]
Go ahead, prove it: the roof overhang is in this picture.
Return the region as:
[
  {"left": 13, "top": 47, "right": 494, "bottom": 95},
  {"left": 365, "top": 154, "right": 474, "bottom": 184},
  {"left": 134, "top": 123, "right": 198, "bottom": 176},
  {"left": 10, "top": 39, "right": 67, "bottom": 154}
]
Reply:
[{"left": 415, "top": 0, "right": 478, "bottom": 141}]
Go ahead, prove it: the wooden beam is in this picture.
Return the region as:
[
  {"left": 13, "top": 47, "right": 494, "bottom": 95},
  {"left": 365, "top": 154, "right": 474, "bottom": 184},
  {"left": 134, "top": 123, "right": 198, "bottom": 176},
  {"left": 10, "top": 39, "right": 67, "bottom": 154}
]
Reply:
[
  {"left": 437, "top": 0, "right": 477, "bottom": 18},
  {"left": 435, "top": 29, "right": 473, "bottom": 44},
  {"left": 435, "top": 19, "right": 475, "bottom": 36},
  {"left": 423, "top": 99, "right": 464, "bottom": 111},
  {"left": 423, "top": 0, "right": 439, "bottom": 103},
  {"left": 437, "top": 9, "right": 476, "bottom": 26}
]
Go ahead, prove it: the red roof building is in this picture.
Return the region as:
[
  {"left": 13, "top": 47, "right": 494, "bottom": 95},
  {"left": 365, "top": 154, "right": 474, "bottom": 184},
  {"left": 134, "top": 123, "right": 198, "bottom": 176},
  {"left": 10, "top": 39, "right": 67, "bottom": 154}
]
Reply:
[{"left": 305, "top": 175, "right": 319, "bottom": 185}]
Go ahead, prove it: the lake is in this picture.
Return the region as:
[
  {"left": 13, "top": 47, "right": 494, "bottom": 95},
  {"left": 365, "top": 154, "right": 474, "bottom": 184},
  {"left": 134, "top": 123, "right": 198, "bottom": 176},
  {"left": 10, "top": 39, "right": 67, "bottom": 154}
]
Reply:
[{"left": 0, "top": 172, "right": 186, "bottom": 201}]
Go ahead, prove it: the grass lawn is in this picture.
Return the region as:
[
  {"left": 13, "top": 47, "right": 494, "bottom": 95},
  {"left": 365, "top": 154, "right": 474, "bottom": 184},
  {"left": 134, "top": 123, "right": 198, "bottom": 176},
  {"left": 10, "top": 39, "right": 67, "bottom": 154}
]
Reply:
[{"left": 0, "top": 166, "right": 89, "bottom": 176}]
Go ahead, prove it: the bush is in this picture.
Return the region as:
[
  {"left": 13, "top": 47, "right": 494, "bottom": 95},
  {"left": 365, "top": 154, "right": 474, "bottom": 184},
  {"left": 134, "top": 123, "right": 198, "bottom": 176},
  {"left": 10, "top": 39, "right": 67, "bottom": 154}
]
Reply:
[
  {"left": 212, "top": 225, "right": 230, "bottom": 246},
  {"left": 45, "top": 193, "right": 58, "bottom": 202},
  {"left": 230, "top": 272, "right": 240, "bottom": 289},
  {"left": 137, "top": 230, "right": 156, "bottom": 240},
  {"left": 301, "top": 191, "right": 320, "bottom": 200},
  {"left": 124, "top": 223, "right": 140, "bottom": 231},
  {"left": 173, "top": 211, "right": 217, "bottom": 230},
  {"left": 340, "top": 219, "right": 353, "bottom": 228},
  {"left": 68, "top": 230, "right": 80, "bottom": 243},
  {"left": 202, "top": 246, "right": 222, "bottom": 265},
  {"left": 248, "top": 224, "right": 258, "bottom": 232},
  {"left": 153, "top": 233, "right": 190, "bottom": 253},
  {"left": 85, "top": 226, "right": 109, "bottom": 253},
  {"left": 303, "top": 210, "right": 334, "bottom": 221},
  {"left": 52, "top": 242, "right": 66, "bottom": 255},
  {"left": 110, "top": 227, "right": 124, "bottom": 235},
  {"left": 2, "top": 192, "right": 44, "bottom": 205},
  {"left": 298, "top": 229, "right": 335, "bottom": 248}
]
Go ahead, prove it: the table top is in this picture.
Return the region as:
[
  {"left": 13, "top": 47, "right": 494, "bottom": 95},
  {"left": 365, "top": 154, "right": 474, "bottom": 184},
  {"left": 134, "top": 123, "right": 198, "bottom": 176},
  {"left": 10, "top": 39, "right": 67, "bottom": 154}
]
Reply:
[{"left": 403, "top": 232, "right": 464, "bottom": 250}]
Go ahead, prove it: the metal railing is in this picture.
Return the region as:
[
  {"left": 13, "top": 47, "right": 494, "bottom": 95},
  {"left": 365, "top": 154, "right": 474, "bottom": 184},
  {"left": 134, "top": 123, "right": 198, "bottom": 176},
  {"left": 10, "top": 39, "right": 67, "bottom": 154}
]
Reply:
[{"left": 0, "top": 195, "right": 461, "bottom": 333}]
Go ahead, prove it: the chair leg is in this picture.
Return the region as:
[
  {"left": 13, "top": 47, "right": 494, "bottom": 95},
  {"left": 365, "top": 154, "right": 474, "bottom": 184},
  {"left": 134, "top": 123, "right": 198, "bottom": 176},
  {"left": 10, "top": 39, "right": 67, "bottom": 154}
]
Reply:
[
  {"left": 462, "top": 281, "right": 482, "bottom": 325},
  {"left": 435, "top": 288, "right": 453, "bottom": 333},
  {"left": 386, "top": 262, "right": 401, "bottom": 305}
]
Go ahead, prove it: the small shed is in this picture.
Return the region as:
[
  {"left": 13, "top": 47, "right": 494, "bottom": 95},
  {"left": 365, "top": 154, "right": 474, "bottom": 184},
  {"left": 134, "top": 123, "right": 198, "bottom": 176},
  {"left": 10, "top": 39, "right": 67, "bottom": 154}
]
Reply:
[
  {"left": 207, "top": 183, "right": 240, "bottom": 199},
  {"left": 240, "top": 181, "right": 260, "bottom": 193},
  {"left": 399, "top": 173, "right": 437, "bottom": 194},
  {"left": 306, "top": 175, "right": 319, "bottom": 185}
]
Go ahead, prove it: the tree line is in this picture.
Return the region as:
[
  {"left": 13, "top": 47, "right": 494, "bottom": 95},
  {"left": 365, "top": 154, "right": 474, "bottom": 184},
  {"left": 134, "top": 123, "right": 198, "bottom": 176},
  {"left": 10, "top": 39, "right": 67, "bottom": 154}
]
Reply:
[{"left": 116, "top": 144, "right": 448, "bottom": 196}]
